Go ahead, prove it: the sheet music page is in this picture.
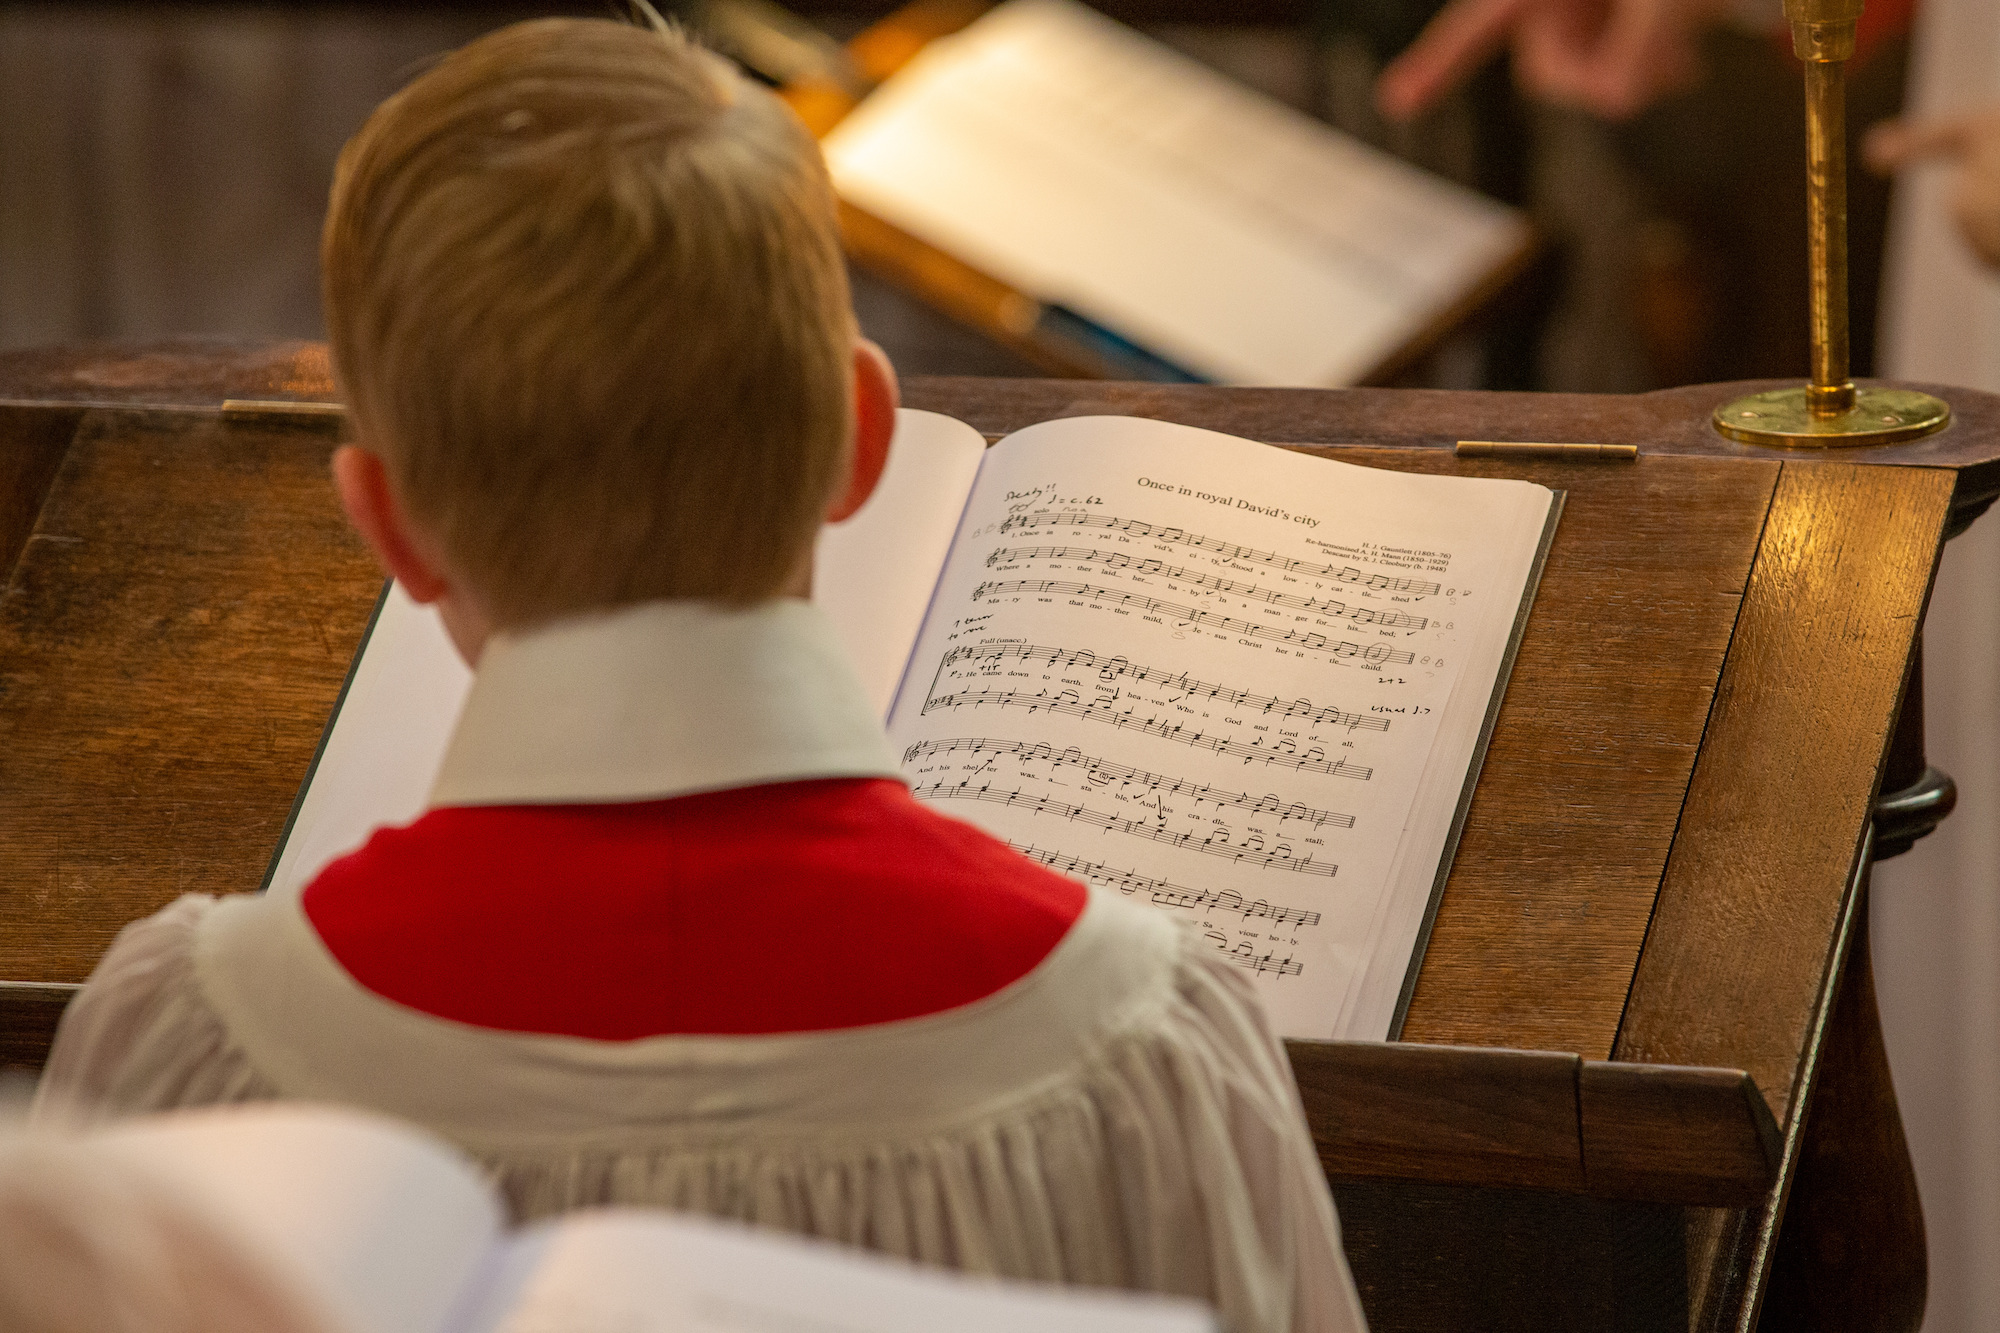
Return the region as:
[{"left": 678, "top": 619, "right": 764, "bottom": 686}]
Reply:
[
  {"left": 264, "top": 583, "right": 472, "bottom": 901},
  {"left": 816, "top": 409, "right": 989, "bottom": 713},
  {"left": 822, "top": 0, "right": 1529, "bottom": 387},
  {"left": 263, "top": 409, "right": 988, "bottom": 897},
  {"left": 458, "top": 1210, "right": 1214, "bottom": 1333},
  {"left": 887, "top": 416, "right": 1553, "bottom": 1039}
]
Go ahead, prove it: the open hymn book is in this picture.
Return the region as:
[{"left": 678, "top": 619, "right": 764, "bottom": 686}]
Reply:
[
  {"left": 267, "top": 412, "right": 1559, "bottom": 1041},
  {"left": 76, "top": 1104, "right": 1214, "bottom": 1333}
]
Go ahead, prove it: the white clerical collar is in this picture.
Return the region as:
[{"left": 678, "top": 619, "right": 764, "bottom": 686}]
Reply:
[{"left": 427, "top": 599, "right": 903, "bottom": 808}]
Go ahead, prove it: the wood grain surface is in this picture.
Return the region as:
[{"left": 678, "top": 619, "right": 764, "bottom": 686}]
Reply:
[
  {"left": 1291, "top": 1040, "right": 1585, "bottom": 1192},
  {"left": 1615, "top": 462, "right": 1955, "bottom": 1126},
  {"left": 0, "top": 407, "right": 380, "bottom": 981},
  {"left": 1333, "top": 1180, "right": 1686, "bottom": 1333},
  {"left": 1761, "top": 902, "right": 1927, "bottom": 1333},
  {"left": 1290, "top": 1039, "right": 1777, "bottom": 1203},
  {"left": 1578, "top": 1062, "right": 1779, "bottom": 1205},
  {"left": 0, "top": 340, "right": 333, "bottom": 409},
  {"left": 0, "top": 983, "right": 73, "bottom": 1068},
  {"left": 906, "top": 375, "right": 2000, "bottom": 520},
  {"left": 1280, "top": 449, "right": 1775, "bottom": 1058},
  {"left": 0, "top": 404, "right": 79, "bottom": 582},
  {"left": 7, "top": 346, "right": 2000, "bottom": 515}
]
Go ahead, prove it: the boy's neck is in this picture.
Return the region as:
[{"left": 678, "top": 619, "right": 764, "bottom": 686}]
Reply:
[
  {"left": 459, "top": 581, "right": 820, "bottom": 671},
  {"left": 436, "top": 592, "right": 494, "bottom": 669}
]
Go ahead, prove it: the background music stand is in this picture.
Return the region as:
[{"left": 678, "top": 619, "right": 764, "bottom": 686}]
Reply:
[{"left": 779, "top": 1, "right": 1542, "bottom": 388}]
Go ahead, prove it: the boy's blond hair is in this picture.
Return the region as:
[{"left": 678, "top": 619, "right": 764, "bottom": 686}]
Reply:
[{"left": 323, "top": 18, "right": 855, "bottom": 625}]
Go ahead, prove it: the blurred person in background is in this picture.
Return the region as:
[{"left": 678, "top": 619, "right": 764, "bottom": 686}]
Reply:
[
  {"left": 1375, "top": 0, "right": 1745, "bottom": 122},
  {"left": 1321, "top": 0, "right": 1912, "bottom": 392},
  {"left": 1870, "top": 99, "right": 2000, "bottom": 267}
]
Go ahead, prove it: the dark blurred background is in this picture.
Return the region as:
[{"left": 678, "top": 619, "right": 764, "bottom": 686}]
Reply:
[{"left": 0, "top": 1, "right": 1911, "bottom": 392}]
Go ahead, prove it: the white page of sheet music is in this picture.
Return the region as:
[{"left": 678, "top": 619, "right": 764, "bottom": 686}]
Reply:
[
  {"left": 822, "top": 0, "right": 1529, "bottom": 388},
  {"left": 815, "top": 410, "right": 989, "bottom": 713},
  {"left": 886, "top": 416, "right": 1552, "bottom": 1039},
  {"left": 262, "top": 581, "right": 474, "bottom": 902}
]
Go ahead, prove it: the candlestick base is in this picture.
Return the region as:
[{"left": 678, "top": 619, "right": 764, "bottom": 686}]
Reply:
[{"left": 1714, "top": 386, "right": 1952, "bottom": 447}]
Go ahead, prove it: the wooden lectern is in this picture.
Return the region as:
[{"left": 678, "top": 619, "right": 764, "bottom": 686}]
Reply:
[{"left": 2, "top": 342, "right": 1993, "bottom": 1332}]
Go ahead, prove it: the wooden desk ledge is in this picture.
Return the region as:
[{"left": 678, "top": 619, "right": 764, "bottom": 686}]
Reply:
[
  {"left": 0, "top": 982, "right": 75, "bottom": 1069},
  {"left": 1286, "top": 1039, "right": 1781, "bottom": 1207},
  {"left": 8, "top": 980, "right": 1776, "bottom": 1210}
]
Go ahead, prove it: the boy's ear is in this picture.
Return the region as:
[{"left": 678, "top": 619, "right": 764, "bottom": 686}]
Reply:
[
  {"left": 330, "top": 445, "right": 451, "bottom": 604},
  {"left": 826, "top": 339, "right": 898, "bottom": 523}
]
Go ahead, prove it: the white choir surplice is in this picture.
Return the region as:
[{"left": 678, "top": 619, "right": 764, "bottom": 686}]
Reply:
[{"left": 33, "top": 600, "right": 1367, "bottom": 1333}]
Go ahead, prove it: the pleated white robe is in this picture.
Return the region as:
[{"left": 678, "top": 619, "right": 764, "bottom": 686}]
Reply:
[{"left": 34, "top": 886, "right": 1365, "bottom": 1333}]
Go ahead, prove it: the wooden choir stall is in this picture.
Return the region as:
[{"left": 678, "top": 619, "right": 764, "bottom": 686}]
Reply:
[{"left": 2, "top": 341, "right": 1994, "bottom": 1332}]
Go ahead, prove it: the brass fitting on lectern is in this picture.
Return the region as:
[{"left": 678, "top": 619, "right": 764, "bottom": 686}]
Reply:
[
  {"left": 1784, "top": 0, "right": 1861, "bottom": 62},
  {"left": 1793, "top": 0, "right": 1859, "bottom": 418},
  {"left": 1714, "top": 0, "right": 1951, "bottom": 446}
]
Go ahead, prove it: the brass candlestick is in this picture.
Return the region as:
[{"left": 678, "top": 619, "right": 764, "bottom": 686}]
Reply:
[{"left": 1714, "top": 0, "right": 1951, "bottom": 447}]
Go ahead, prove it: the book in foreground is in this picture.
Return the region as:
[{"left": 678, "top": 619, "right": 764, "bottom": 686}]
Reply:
[
  {"left": 40, "top": 1103, "right": 1213, "bottom": 1333},
  {"left": 267, "top": 411, "right": 1559, "bottom": 1041}
]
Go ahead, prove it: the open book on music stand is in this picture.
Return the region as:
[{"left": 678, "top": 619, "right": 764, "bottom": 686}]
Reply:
[{"left": 782, "top": 0, "right": 1536, "bottom": 388}]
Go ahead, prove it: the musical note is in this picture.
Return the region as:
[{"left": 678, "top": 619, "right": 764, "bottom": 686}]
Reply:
[
  {"left": 971, "top": 580, "right": 1419, "bottom": 665},
  {"left": 985, "top": 546, "right": 1430, "bottom": 629},
  {"left": 920, "top": 688, "right": 1373, "bottom": 780},
  {"left": 1232, "top": 950, "right": 1305, "bottom": 978},
  {"left": 1204, "top": 933, "right": 1307, "bottom": 978},
  {"left": 904, "top": 737, "right": 1356, "bottom": 829},
  {"left": 917, "top": 782, "right": 1339, "bottom": 877},
  {"left": 1009, "top": 842, "right": 1325, "bottom": 929},
  {"left": 996, "top": 512, "right": 1444, "bottom": 595},
  {"left": 937, "top": 643, "right": 1391, "bottom": 732}
]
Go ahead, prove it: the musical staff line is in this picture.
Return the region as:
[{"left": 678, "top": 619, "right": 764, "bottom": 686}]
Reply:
[
  {"left": 997, "top": 511, "right": 1444, "bottom": 596},
  {"left": 905, "top": 737, "right": 1355, "bottom": 830},
  {"left": 1009, "top": 841, "right": 1325, "bottom": 929},
  {"left": 920, "top": 688, "right": 1373, "bottom": 780},
  {"left": 939, "top": 643, "right": 1390, "bottom": 732},
  {"left": 918, "top": 781, "right": 1339, "bottom": 877},
  {"left": 972, "top": 580, "right": 1420, "bottom": 665},
  {"left": 987, "top": 545, "right": 1430, "bottom": 630}
]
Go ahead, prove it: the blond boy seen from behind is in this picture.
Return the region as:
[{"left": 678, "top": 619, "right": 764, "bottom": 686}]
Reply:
[{"left": 36, "top": 20, "right": 1368, "bottom": 1333}]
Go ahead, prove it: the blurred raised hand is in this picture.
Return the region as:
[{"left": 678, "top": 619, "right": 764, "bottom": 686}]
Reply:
[
  {"left": 1866, "top": 103, "right": 2000, "bottom": 269},
  {"left": 1375, "top": 0, "right": 1732, "bottom": 122}
]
